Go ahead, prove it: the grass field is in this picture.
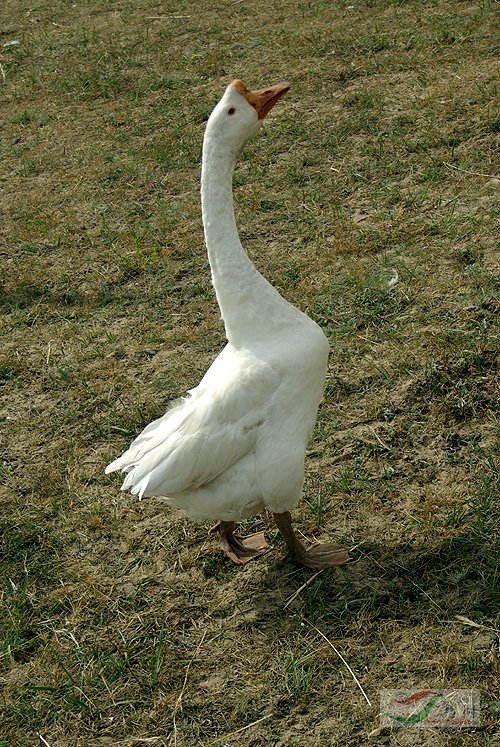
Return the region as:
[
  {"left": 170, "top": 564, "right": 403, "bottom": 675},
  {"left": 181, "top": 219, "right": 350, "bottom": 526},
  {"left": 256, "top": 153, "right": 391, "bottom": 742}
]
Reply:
[{"left": 1, "top": 0, "right": 499, "bottom": 745}]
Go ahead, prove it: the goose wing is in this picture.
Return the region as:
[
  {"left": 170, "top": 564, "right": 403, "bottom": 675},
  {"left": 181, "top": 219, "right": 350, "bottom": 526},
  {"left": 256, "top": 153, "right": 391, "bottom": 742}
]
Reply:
[{"left": 105, "top": 347, "right": 280, "bottom": 498}]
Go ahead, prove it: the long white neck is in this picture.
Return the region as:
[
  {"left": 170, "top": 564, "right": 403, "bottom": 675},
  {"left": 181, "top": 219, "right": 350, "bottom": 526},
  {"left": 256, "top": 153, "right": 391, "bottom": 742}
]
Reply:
[{"left": 201, "top": 132, "right": 298, "bottom": 347}]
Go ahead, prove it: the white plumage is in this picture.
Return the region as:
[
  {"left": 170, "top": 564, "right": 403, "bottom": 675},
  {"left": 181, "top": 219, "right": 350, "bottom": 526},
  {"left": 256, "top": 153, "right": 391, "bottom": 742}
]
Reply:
[{"left": 106, "top": 79, "right": 350, "bottom": 568}]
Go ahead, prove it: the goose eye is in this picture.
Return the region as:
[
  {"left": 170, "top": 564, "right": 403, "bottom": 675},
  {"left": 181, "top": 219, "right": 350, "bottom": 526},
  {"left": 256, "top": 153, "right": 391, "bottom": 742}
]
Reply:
[{"left": 227, "top": 107, "right": 235, "bottom": 115}]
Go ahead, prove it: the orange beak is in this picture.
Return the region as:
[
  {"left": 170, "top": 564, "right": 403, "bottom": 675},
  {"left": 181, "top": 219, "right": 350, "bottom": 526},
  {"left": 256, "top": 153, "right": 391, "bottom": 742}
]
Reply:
[{"left": 231, "top": 79, "right": 290, "bottom": 119}]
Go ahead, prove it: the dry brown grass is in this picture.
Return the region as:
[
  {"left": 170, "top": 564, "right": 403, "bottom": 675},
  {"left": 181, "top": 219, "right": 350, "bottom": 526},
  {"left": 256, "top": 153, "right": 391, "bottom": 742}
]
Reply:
[{"left": 1, "top": 1, "right": 498, "bottom": 745}]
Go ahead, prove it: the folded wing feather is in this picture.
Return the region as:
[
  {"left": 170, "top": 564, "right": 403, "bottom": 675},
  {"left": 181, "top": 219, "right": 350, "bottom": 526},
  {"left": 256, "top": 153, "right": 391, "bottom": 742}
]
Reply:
[{"left": 105, "top": 347, "right": 281, "bottom": 499}]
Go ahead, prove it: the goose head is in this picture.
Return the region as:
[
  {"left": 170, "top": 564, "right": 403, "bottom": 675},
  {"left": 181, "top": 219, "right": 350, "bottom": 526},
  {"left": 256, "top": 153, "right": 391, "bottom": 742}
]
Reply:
[{"left": 204, "top": 79, "right": 290, "bottom": 157}]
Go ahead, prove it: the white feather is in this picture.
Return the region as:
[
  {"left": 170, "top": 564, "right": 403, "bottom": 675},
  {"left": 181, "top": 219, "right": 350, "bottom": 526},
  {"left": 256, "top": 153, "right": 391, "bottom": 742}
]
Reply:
[{"left": 106, "top": 81, "right": 330, "bottom": 523}]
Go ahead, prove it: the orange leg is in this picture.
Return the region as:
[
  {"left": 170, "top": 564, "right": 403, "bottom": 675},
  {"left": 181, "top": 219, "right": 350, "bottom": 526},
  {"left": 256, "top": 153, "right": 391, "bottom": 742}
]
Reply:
[
  {"left": 209, "top": 521, "right": 269, "bottom": 564},
  {"left": 273, "top": 511, "right": 351, "bottom": 569}
]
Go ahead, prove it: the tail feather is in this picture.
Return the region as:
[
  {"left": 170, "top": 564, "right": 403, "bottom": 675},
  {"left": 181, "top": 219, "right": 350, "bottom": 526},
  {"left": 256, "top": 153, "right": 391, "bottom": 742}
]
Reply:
[{"left": 105, "top": 396, "right": 194, "bottom": 477}]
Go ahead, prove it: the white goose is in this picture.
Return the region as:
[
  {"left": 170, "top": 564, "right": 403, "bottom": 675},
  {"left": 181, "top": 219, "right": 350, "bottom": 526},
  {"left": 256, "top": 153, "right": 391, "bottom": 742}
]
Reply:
[{"left": 106, "top": 79, "right": 350, "bottom": 569}]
